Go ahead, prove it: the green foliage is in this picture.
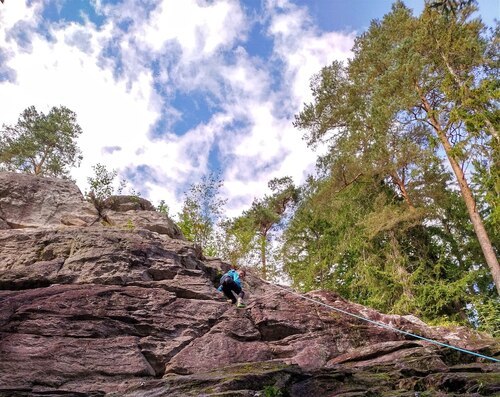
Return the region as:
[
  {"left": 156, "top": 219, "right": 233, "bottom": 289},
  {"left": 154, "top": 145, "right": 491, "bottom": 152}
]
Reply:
[
  {"left": 287, "top": 0, "right": 498, "bottom": 328},
  {"left": 283, "top": 172, "right": 496, "bottom": 325},
  {"left": 263, "top": 385, "right": 283, "bottom": 397},
  {"left": 216, "top": 216, "right": 257, "bottom": 267},
  {"left": 176, "top": 173, "right": 227, "bottom": 255},
  {"left": 472, "top": 297, "right": 500, "bottom": 336},
  {"left": 472, "top": 157, "right": 500, "bottom": 246},
  {"left": 428, "top": 0, "right": 477, "bottom": 17},
  {"left": 234, "top": 177, "right": 299, "bottom": 279},
  {"left": 85, "top": 163, "right": 140, "bottom": 215},
  {"left": 156, "top": 200, "right": 170, "bottom": 216},
  {"left": 124, "top": 219, "right": 135, "bottom": 231},
  {"left": 0, "top": 105, "right": 83, "bottom": 177},
  {"left": 209, "top": 176, "right": 299, "bottom": 279},
  {"left": 86, "top": 163, "right": 118, "bottom": 203}
]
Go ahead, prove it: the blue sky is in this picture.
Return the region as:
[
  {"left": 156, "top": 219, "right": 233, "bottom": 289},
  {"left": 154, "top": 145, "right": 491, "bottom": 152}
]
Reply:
[{"left": 0, "top": 0, "right": 498, "bottom": 216}]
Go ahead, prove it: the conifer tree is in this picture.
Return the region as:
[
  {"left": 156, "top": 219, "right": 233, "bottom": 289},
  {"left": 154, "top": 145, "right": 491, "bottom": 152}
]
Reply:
[
  {"left": 228, "top": 177, "right": 299, "bottom": 279},
  {"left": 0, "top": 106, "right": 83, "bottom": 178},
  {"left": 295, "top": 1, "right": 499, "bottom": 293}
]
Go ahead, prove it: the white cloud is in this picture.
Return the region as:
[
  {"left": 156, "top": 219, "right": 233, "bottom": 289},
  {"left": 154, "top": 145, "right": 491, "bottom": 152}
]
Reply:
[
  {"left": 267, "top": 0, "right": 354, "bottom": 105},
  {"left": 0, "top": 0, "right": 354, "bottom": 218},
  {"left": 217, "top": 0, "right": 354, "bottom": 215},
  {"left": 0, "top": 0, "right": 41, "bottom": 41},
  {"left": 0, "top": 1, "right": 161, "bottom": 194},
  {"left": 138, "top": 0, "right": 246, "bottom": 57}
]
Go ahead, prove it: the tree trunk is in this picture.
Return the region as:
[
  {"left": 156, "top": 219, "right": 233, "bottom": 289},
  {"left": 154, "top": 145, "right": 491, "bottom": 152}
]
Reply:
[
  {"left": 260, "top": 234, "right": 267, "bottom": 280},
  {"left": 34, "top": 150, "right": 49, "bottom": 175},
  {"left": 420, "top": 94, "right": 500, "bottom": 294},
  {"left": 390, "top": 173, "right": 415, "bottom": 209}
]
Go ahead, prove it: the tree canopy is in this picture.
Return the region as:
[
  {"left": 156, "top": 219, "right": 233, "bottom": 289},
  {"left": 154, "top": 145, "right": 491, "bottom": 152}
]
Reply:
[
  {"left": 243, "top": 177, "right": 299, "bottom": 279},
  {"left": 0, "top": 106, "right": 83, "bottom": 178},
  {"left": 294, "top": 0, "right": 499, "bottom": 293},
  {"left": 287, "top": 0, "right": 498, "bottom": 332},
  {"left": 212, "top": 177, "right": 299, "bottom": 280},
  {"left": 176, "top": 173, "right": 227, "bottom": 256}
]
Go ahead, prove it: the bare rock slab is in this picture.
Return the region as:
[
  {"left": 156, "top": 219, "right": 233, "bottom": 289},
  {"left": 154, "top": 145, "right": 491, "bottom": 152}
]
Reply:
[{"left": 0, "top": 171, "right": 98, "bottom": 228}]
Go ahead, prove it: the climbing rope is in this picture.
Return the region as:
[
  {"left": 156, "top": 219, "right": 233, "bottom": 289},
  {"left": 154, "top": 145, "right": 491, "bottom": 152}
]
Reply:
[{"left": 259, "top": 280, "right": 500, "bottom": 363}]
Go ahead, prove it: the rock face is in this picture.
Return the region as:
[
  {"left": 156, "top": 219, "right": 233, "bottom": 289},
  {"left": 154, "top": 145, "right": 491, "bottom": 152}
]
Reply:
[
  {"left": 0, "top": 172, "right": 98, "bottom": 228},
  {"left": 0, "top": 172, "right": 183, "bottom": 239},
  {"left": 0, "top": 172, "right": 499, "bottom": 397}
]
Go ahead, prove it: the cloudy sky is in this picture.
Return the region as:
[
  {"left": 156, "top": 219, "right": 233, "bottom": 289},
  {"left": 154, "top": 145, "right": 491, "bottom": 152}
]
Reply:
[{"left": 1, "top": 0, "right": 498, "bottom": 216}]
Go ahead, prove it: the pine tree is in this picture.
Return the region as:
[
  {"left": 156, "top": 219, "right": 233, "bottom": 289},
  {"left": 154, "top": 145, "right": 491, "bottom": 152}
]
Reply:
[
  {"left": 0, "top": 106, "right": 83, "bottom": 177},
  {"left": 295, "top": 1, "right": 499, "bottom": 293}
]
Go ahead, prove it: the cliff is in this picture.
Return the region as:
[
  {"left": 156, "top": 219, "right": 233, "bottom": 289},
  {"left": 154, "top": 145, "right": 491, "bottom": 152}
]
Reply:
[{"left": 0, "top": 171, "right": 498, "bottom": 396}]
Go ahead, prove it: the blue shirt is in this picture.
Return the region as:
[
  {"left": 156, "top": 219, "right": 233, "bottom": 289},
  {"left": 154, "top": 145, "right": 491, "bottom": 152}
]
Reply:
[{"left": 217, "top": 269, "right": 242, "bottom": 291}]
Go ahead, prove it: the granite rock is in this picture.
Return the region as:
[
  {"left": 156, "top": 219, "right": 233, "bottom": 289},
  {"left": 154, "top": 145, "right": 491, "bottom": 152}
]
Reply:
[{"left": 0, "top": 173, "right": 498, "bottom": 396}]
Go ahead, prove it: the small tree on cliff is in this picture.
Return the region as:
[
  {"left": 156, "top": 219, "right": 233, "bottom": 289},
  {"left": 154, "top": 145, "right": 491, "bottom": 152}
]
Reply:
[
  {"left": 0, "top": 106, "right": 83, "bottom": 178},
  {"left": 85, "top": 163, "right": 141, "bottom": 217}
]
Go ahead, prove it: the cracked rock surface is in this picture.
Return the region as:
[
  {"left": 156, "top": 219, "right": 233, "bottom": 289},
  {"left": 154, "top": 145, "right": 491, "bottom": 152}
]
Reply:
[{"left": 0, "top": 172, "right": 499, "bottom": 396}]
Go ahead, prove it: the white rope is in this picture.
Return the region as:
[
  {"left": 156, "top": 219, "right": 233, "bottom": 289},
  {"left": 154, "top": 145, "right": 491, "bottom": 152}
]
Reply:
[{"left": 257, "top": 280, "right": 499, "bottom": 363}]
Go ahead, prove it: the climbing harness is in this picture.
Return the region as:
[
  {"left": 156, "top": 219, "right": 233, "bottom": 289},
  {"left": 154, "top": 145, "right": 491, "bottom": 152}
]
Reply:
[{"left": 261, "top": 280, "right": 500, "bottom": 363}]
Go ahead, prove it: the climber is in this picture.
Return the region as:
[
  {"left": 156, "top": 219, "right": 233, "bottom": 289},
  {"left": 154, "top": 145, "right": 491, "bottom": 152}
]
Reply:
[{"left": 218, "top": 268, "right": 246, "bottom": 308}]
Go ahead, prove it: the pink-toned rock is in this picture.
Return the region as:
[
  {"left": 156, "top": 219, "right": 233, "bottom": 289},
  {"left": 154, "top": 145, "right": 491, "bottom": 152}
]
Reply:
[
  {"left": 104, "top": 195, "right": 157, "bottom": 212},
  {"left": 0, "top": 172, "right": 499, "bottom": 397},
  {"left": 0, "top": 333, "right": 155, "bottom": 389},
  {"left": 105, "top": 209, "right": 184, "bottom": 239},
  {"left": 166, "top": 330, "right": 273, "bottom": 374}
]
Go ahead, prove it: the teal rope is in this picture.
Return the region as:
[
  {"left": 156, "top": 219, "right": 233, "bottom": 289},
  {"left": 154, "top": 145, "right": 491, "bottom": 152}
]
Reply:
[{"left": 269, "top": 283, "right": 500, "bottom": 363}]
